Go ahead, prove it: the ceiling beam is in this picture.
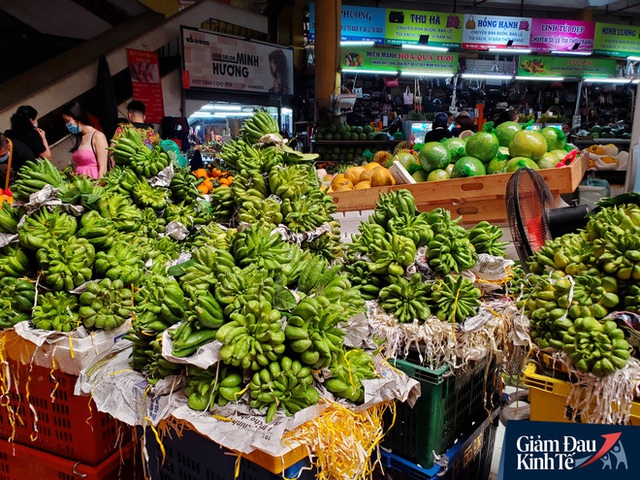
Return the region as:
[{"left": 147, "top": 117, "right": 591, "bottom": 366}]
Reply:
[{"left": 606, "top": 1, "right": 640, "bottom": 14}]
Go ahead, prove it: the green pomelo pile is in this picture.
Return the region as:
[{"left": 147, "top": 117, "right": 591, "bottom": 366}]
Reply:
[
  {"left": 508, "top": 130, "right": 548, "bottom": 161},
  {"left": 412, "top": 169, "right": 429, "bottom": 182},
  {"left": 442, "top": 137, "right": 467, "bottom": 162},
  {"left": 451, "top": 156, "right": 486, "bottom": 178},
  {"left": 494, "top": 121, "right": 522, "bottom": 147},
  {"left": 419, "top": 142, "right": 452, "bottom": 172},
  {"left": 505, "top": 156, "right": 540, "bottom": 172},
  {"left": 537, "top": 152, "right": 561, "bottom": 169},
  {"left": 464, "top": 132, "right": 500, "bottom": 163},
  {"left": 540, "top": 127, "right": 567, "bottom": 151},
  {"left": 427, "top": 169, "right": 450, "bottom": 181}
]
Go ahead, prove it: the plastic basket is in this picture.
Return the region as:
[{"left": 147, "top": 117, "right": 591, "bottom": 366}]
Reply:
[
  {"left": 380, "top": 407, "right": 499, "bottom": 480},
  {"left": 143, "top": 428, "right": 314, "bottom": 480},
  {"left": 382, "top": 355, "right": 500, "bottom": 469},
  {"left": 0, "top": 361, "right": 131, "bottom": 466},
  {"left": 0, "top": 439, "right": 136, "bottom": 480},
  {"left": 523, "top": 362, "right": 640, "bottom": 425}
]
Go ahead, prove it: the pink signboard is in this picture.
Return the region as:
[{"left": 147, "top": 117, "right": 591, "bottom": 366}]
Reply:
[{"left": 530, "top": 18, "right": 595, "bottom": 53}]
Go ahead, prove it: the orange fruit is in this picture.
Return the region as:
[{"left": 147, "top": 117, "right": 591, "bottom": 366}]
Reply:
[
  {"left": 354, "top": 181, "right": 371, "bottom": 189},
  {"left": 370, "top": 167, "right": 395, "bottom": 187},
  {"left": 363, "top": 162, "right": 382, "bottom": 171},
  {"left": 331, "top": 173, "right": 353, "bottom": 191},
  {"left": 344, "top": 166, "right": 365, "bottom": 185},
  {"left": 334, "top": 184, "right": 353, "bottom": 192}
]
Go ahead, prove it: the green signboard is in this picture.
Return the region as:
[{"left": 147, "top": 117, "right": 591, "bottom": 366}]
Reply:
[
  {"left": 384, "top": 10, "right": 463, "bottom": 48},
  {"left": 594, "top": 22, "right": 640, "bottom": 57},
  {"left": 341, "top": 46, "right": 458, "bottom": 73},
  {"left": 518, "top": 55, "right": 616, "bottom": 77}
]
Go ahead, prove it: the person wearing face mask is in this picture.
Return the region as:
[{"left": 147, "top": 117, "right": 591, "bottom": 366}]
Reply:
[
  {"left": 0, "top": 133, "right": 36, "bottom": 191},
  {"left": 5, "top": 105, "right": 52, "bottom": 160},
  {"left": 61, "top": 101, "right": 109, "bottom": 179}
]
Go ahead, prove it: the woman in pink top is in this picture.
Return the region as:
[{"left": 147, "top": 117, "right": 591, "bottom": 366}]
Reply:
[{"left": 61, "top": 101, "right": 108, "bottom": 178}]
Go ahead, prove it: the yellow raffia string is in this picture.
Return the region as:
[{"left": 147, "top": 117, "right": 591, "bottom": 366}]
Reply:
[
  {"left": 451, "top": 285, "right": 461, "bottom": 340},
  {"left": 143, "top": 416, "right": 166, "bottom": 464},
  {"left": 211, "top": 414, "right": 234, "bottom": 422}
]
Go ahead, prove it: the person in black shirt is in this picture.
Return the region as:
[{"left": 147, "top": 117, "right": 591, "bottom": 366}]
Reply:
[
  {"left": 424, "top": 112, "right": 453, "bottom": 143},
  {"left": 451, "top": 111, "right": 477, "bottom": 137},
  {"left": 0, "top": 133, "right": 36, "bottom": 190},
  {"left": 5, "top": 105, "right": 51, "bottom": 160}
]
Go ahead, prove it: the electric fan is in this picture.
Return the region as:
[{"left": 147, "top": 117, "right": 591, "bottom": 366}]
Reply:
[{"left": 506, "top": 168, "right": 590, "bottom": 271}]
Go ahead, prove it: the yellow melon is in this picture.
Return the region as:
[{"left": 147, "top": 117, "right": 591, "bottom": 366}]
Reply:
[
  {"left": 354, "top": 181, "right": 371, "bottom": 189},
  {"left": 359, "top": 169, "right": 375, "bottom": 183},
  {"left": 344, "top": 166, "right": 366, "bottom": 185},
  {"left": 363, "top": 162, "right": 382, "bottom": 171},
  {"left": 370, "top": 167, "right": 395, "bottom": 187},
  {"left": 331, "top": 174, "right": 353, "bottom": 191},
  {"left": 334, "top": 184, "right": 354, "bottom": 192}
]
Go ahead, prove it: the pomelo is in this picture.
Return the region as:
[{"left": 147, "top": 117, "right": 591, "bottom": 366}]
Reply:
[
  {"left": 419, "top": 142, "right": 452, "bottom": 173},
  {"left": 487, "top": 156, "right": 508, "bottom": 174},
  {"left": 412, "top": 169, "right": 429, "bottom": 182},
  {"left": 393, "top": 151, "right": 419, "bottom": 172},
  {"left": 494, "top": 121, "right": 522, "bottom": 147},
  {"left": 464, "top": 132, "right": 500, "bottom": 163},
  {"left": 427, "top": 169, "right": 450, "bottom": 181},
  {"left": 537, "top": 152, "right": 561, "bottom": 169},
  {"left": 451, "top": 156, "right": 486, "bottom": 178},
  {"left": 442, "top": 137, "right": 467, "bottom": 162},
  {"left": 550, "top": 149, "right": 569, "bottom": 161},
  {"left": 505, "top": 157, "right": 539, "bottom": 172},
  {"left": 540, "top": 126, "right": 567, "bottom": 151},
  {"left": 508, "top": 130, "right": 547, "bottom": 160}
]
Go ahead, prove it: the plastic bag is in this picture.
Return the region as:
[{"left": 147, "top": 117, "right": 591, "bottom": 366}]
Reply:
[{"left": 159, "top": 140, "right": 188, "bottom": 168}]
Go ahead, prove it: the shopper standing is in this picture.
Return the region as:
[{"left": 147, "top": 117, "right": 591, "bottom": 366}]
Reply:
[
  {"left": 424, "top": 112, "right": 453, "bottom": 143},
  {"left": 110, "top": 100, "right": 160, "bottom": 150},
  {"left": 5, "top": 105, "right": 52, "bottom": 160},
  {"left": 0, "top": 133, "right": 36, "bottom": 190},
  {"left": 451, "top": 111, "right": 476, "bottom": 137},
  {"left": 61, "top": 101, "right": 109, "bottom": 179}
]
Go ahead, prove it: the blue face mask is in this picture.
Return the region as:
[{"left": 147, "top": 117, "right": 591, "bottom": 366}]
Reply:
[
  {"left": 66, "top": 122, "right": 81, "bottom": 135},
  {"left": 0, "top": 152, "right": 8, "bottom": 163}
]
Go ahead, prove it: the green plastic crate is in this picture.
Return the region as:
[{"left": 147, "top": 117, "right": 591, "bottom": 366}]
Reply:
[{"left": 383, "top": 355, "right": 499, "bottom": 470}]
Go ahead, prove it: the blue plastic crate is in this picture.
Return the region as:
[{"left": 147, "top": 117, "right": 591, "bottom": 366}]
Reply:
[
  {"left": 380, "top": 407, "right": 499, "bottom": 480},
  {"left": 142, "top": 428, "right": 314, "bottom": 480}
]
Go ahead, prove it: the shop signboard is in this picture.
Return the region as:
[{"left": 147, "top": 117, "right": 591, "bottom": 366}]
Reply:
[
  {"left": 384, "top": 10, "right": 463, "bottom": 48},
  {"left": 517, "top": 55, "right": 616, "bottom": 77},
  {"left": 594, "top": 22, "right": 640, "bottom": 57},
  {"left": 127, "top": 49, "right": 165, "bottom": 123},
  {"left": 530, "top": 18, "right": 595, "bottom": 53},
  {"left": 462, "top": 14, "right": 532, "bottom": 50},
  {"left": 181, "top": 27, "right": 294, "bottom": 96},
  {"left": 341, "top": 45, "right": 458, "bottom": 74},
  {"left": 308, "top": 3, "right": 385, "bottom": 42}
]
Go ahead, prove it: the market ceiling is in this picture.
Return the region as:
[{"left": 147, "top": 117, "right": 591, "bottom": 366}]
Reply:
[{"left": 361, "top": 0, "right": 640, "bottom": 23}]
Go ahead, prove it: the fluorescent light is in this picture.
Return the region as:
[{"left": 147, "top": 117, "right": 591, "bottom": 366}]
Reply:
[
  {"left": 200, "top": 104, "right": 215, "bottom": 110},
  {"left": 340, "top": 41, "right": 374, "bottom": 46},
  {"left": 213, "top": 105, "right": 241, "bottom": 111},
  {"left": 489, "top": 48, "right": 532, "bottom": 54},
  {"left": 583, "top": 77, "right": 631, "bottom": 84},
  {"left": 633, "top": 79, "right": 640, "bottom": 84},
  {"left": 627, "top": 56, "right": 640, "bottom": 61},
  {"left": 461, "top": 73, "right": 513, "bottom": 80},
  {"left": 515, "top": 76, "right": 565, "bottom": 81},
  {"left": 551, "top": 50, "right": 592, "bottom": 56},
  {"left": 191, "top": 112, "right": 214, "bottom": 117},
  {"left": 341, "top": 68, "right": 396, "bottom": 75},
  {"left": 402, "top": 44, "right": 449, "bottom": 52},
  {"left": 214, "top": 112, "right": 253, "bottom": 117},
  {"left": 400, "top": 71, "right": 453, "bottom": 77}
]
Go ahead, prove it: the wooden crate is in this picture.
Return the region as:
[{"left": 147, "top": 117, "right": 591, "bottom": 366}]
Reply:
[{"left": 329, "top": 154, "right": 588, "bottom": 224}]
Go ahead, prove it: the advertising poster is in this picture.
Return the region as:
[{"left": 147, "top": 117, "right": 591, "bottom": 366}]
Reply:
[
  {"left": 594, "top": 22, "right": 640, "bottom": 57},
  {"left": 181, "top": 27, "right": 294, "bottom": 96},
  {"left": 309, "top": 3, "right": 385, "bottom": 42},
  {"left": 341, "top": 46, "right": 458, "bottom": 73},
  {"left": 462, "top": 14, "right": 532, "bottom": 50},
  {"left": 517, "top": 55, "right": 616, "bottom": 77},
  {"left": 530, "top": 18, "right": 595, "bottom": 53},
  {"left": 126, "top": 49, "right": 165, "bottom": 124},
  {"left": 384, "top": 10, "right": 463, "bottom": 48}
]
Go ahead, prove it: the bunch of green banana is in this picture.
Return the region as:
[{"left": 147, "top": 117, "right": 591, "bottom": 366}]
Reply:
[
  {"left": 285, "top": 295, "right": 346, "bottom": 369},
  {"left": 370, "top": 190, "right": 417, "bottom": 228},
  {"left": 0, "top": 201, "right": 24, "bottom": 234},
  {"left": 368, "top": 232, "right": 416, "bottom": 276},
  {"left": 423, "top": 208, "right": 465, "bottom": 236},
  {"left": 11, "top": 159, "right": 65, "bottom": 201},
  {"left": 231, "top": 226, "right": 302, "bottom": 273},
  {"left": 584, "top": 203, "right": 640, "bottom": 241},
  {"left": 101, "top": 166, "right": 139, "bottom": 196},
  {"left": 137, "top": 207, "right": 167, "bottom": 239},
  {"left": 76, "top": 210, "right": 117, "bottom": 250},
  {"left": 281, "top": 189, "right": 336, "bottom": 233},
  {"left": 32, "top": 291, "right": 80, "bottom": 332},
  {"left": 130, "top": 145, "right": 171, "bottom": 178},
  {"left": 110, "top": 128, "right": 147, "bottom": 166},
  {"left": 343, "top": 260, "right": 388, "bottom": 300},
  {"left": 179, "top": 246, "right": 236, "bottom": 294},
  {"left": 164, "top": 200, "right": 210, "bottom": 230},
  {"left": 324, "top": 349, "right": 376, "bottom": 403},
  {"left": 303, "top": 227, "right": 343, "bottom": 260},
  {"left": 254, "top": 145, "right": 284, "bottom": 173},
  {"left": 528, "top": 233, "right": 597, "bottom": 276},
  {"left": 319, "top": 274, "right": 366, "bottom": 318},
  {"left": 185, "top": 366, "right": 244, "bottom": 411},
  {"left": 189, "top": 223, "right": 236, "bottom": 250},
  {"left": 297, "top": 255, "right": 332, "bottom": 294},
  {"left": 249, "top": 357, "right": 318, "bottom": 422},
  {"left": 594, "top": 229, "right": 640, "bottom": 281},
  {"left": 18, "top": 206, "right": 77, "bottom": 250},
  {"left": 624, "top": 284, "right": 640, "bottom": 312},
  {"left": 0, "top": 277, "right": 35, "bottom": 328},
  {"left": 216, "top": 298, "right": 286, "bottom": 370},
  {"left": 230, "top": 169, "right": 269, "bottom": 200},
  {"left": 79, "top": 278, "right": 134, "bottom": 330},
  {"left": 170, "top": 169, "right": 203, "bottom": 204},
  {"left": 431, "top": 275, "right": 482, "bottom": 323},
  {"left": 238, "top": 196, "right": 283, "bottom": 227},
  {"left": 0, "top": 244, "right": 32, "bottom": 278},
  {"left": 193, "top": 290, "right": 225, "bottom": 329},
  {"left": 97, "top": 193, "right": 142, "bottom": 233},
  {"left": 348, "top": 223, "right": 387, "bottom": 259},
  {"left": 220, "top": 139, "right": 256, "bottom": 172},
  {"left": 94, "top": 241, "right": 145, "bottom": 285},
  {"left": 523, "top": 274, "right": 570, "bottom": 350},
  {"left": 387, "top": 212, "right": 434, "bottom": 248},
  {"left": 208, "top": 187, "right": 235, "bottom": 223},
  {"left": 241, "top": 111, "right": 280, "bottom": 145},
  {"left": 213, "top": 264, "right": 275, "bottom": 313},
  {"left": 124, "top": 330, "right": 184, "bottom": 384},
  {"left": 36, "top": 237, "right": 95, "bottom": 291},
  {"left": 133, "top": 275, "right": 189, "bottom": 333},
  {"left": 131, "top": 177, "right": 168, "bottom": 210},
  {"left": 144, "top": 236, "right": 182, "bottom": 268},
  {"left": 268, "top": 164, "right": 311, "bottom": 199},
  {"left": 379, "top": 274, "right": 431, "bottom": 323},
  {"left": 562, "top": 317, "right": 630, "bottom": 376},
  {"left": 552, "top": 274, "right": 619, "bottom": 320},
  {"left": 427, "top": 231, "right": 477, "bottom": 275},
  {"left": 56, "top": 175, "right": 103, "bottom": 207},
  {"left": 170, "top": 315, "right": 219, "bottom": 357},
  {"left": 467, "top": 221, "right": 508, "bottom": 257}
]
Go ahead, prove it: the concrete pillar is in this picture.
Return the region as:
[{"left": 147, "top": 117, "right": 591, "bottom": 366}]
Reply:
[{"left": 314, "top": 0, "right": 341, "bottom": 120}]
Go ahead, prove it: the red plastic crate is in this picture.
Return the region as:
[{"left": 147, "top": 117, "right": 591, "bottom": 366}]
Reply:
[
  {"left": 0, "top": 439, "right": 136, "bottom": 480},
  {"left": 0, "top": 361, "right": 130, "bottom": 466}
]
